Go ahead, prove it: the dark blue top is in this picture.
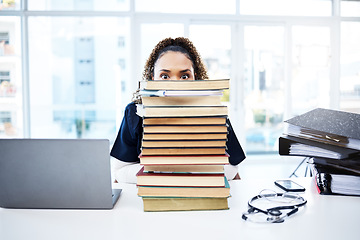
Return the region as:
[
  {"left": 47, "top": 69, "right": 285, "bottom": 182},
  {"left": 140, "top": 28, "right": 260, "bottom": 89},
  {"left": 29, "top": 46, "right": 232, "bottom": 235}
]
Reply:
[{"left": 110, "top": 102, "right": 246, "bottom": 165}]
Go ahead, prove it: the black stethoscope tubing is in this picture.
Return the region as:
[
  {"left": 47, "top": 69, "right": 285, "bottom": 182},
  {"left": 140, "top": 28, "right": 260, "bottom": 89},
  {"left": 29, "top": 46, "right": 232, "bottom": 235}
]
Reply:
[{"left": 242, "top": 193, "right": 307, "bottom": 222}]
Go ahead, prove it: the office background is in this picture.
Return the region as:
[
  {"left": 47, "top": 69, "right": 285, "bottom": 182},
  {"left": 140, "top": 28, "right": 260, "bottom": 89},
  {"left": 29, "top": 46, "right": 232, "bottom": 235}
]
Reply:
[{"left": 0, "top": 0, "right": 359, "bottom": 158}]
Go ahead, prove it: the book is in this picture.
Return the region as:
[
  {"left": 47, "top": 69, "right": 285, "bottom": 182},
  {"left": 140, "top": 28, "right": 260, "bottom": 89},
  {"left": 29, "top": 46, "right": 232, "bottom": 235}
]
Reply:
[
  {"left": 142, "top": 196, "right": 229, "bottom": 211},
  {"left": 143, "top": 117, "right": 227, "bottom": 125},
  {"left": 143, "top": 125, "right": 227, "bottom": 133},
  {"left": 284, "top": 108, "right": 360, "bottom": 151},
  {"left": 136, "top": 167, "right": 225, "bottom": 187},
  {"left": 142, "top": 95, "right": 222, "bottom": 106},
  {"left": 140, "top": 147, "right": 226, "bottom": 156},
  {"left": 137, "top": 177, "right": 230, "bottom": 198},
  {"left": 139, "top": 89, "right": 224, "bottom": 97},
  {"left": 279, "top": 135, "right": 360, "bottom": 160},
  {"left": 137, "top": 79, "right": 231, "bottom": 212},
  {"left": 141, "top": 139, "right": 227, "bottom": 148},
  {"left": 139, "top": 154, "right": 229, "bottom": 165},
  {"left": 143, "top": 164, "right": 224, "bottom": 174},
  {"left": 311, "top": 163, "right": 360, "bottom": 196},
  {"left": 139, "top": 79, "right": 230, "bottom": 91},
  {"left": 136, "top": 104, "right": 228, "bottom": 117},
  {"left": 142, "top": 133, "right": 228, "bottom": 140}
]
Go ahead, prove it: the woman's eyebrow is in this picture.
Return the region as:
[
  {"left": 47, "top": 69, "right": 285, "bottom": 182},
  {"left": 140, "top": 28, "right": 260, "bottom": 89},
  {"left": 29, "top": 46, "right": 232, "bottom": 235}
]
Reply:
[
  {"left": 159, "top": 69, "right": 171, "bottom": 72},
  {"left": 180, "top": 69, "right": 192, "bottom": 73}
]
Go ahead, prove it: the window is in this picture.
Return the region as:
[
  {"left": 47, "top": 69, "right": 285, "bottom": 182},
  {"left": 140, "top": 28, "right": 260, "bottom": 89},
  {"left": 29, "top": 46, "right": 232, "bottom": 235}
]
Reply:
[
  {"left": 291, "top": 26, "right": 331, "bottom": 115},
  {"left": 341, "top": 0, "right": 360, "bottom": 17},
  {"left": 135, "top": 0, "right": 236, "bottom": 14},
  {"left": 28, "top": 0, "right": 130, "bottom": 11},
  {"left": 28, "top": 17, "right": 130, "bottom": 142},
  {"left": 0, "top": 0, "right": 20, "bottom": 10},
  {"left": 1, "top": 0, "right": 360, "bottom": 155},
  {"left": 140, "top": 23, "right": 184, "bottom": 76},
  {"left": 340, "top": 22, "right": 360, "bottom": 113},
  {"left": 243, "top": 25, "right": 285, "bottom": 152},
  {"left": 189, "top": 24, "right": 232, "bottom": 119},
  {"left": 240, "top": 0, "right": 332, "bottom": 16},
  {"left": 190, "top": 25, "right": 232, "bottom": 80},
  {"left": 0, "top": 16, "right": 22, "bottom": 138}
]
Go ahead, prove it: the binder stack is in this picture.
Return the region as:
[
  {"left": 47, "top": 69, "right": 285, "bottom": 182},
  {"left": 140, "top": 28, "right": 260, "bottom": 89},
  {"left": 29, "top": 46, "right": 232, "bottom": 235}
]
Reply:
[
  {"left": 279, "top": 108, "right": 360, "bottom": 196},
  {"left": 136, "top": 79, "right": 232, "bottom": 211}
]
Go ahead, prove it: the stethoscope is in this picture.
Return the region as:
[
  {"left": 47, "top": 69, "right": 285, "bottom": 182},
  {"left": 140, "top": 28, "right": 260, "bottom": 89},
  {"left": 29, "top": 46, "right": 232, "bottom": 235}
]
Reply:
[{"left": 242, "top": 192, "right": 307, "bottom": 223}]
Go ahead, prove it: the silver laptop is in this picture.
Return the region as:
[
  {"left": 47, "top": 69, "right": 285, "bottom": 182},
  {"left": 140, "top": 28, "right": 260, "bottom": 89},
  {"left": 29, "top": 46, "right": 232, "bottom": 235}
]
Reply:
[{"left": 0, "top": 139, "right": 121, "bottom": 209}]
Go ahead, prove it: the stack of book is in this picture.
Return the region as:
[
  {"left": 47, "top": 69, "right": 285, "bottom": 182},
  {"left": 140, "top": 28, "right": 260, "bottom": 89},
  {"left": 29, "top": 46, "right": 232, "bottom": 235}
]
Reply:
[
  {"left": 136, "top": 79, "right": 231, "bottom": 211},
  {"left": 279, "top": 108, "right": 360, "bottom": 196}
]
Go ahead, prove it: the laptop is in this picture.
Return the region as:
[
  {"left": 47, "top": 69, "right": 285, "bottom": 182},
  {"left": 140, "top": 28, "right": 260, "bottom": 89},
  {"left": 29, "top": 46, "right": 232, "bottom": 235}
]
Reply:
[{"left": 0, "top": 139, "right": 121, "bottom": 209}]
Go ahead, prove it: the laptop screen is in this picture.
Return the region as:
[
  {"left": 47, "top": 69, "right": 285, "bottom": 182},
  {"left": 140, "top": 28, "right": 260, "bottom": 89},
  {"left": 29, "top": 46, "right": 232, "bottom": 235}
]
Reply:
[{"left": 0, "top": 139, "right": 120, "bottom": 209}]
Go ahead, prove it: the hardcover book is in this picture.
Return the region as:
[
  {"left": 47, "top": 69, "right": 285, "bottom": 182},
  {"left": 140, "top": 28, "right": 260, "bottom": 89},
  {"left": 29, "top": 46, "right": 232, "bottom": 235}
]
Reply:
[
  {"left": 136, "top": 167, "right": 225, "bottom": 187},
  {"left": 143, "top": 117, "right": 227, "bottom": 126},
  {"left": 142, "top": 132, "right": 228, "bottom": 140},
  {"left": 141, "top": 139, "right": 227, "bottom": 148},
  {"left": 142, "top": 95, "right": 222, "bottom": 106},
  {"left": 139, "top": 89, "right": 224, "bottom": 97},
  {"left": 136, "top": 104, "right": 228, "bottom": 117},
  {"left": 139, "top": 79, "right": 230, "bottom": 91},
  {"left": 142, "top": 196, "right": 229, "bottom": 211},
  {"left": 143, "top": 125, "right": 227, "bottom": 133},
  {"left": 143, "top": 164, "right": 224, "bottom": 174},
  {"left": 139, "top": 154, "right": 230, "bottom": 165},
  {"left": 137, "top": 177, "right": 230, "bottom": 198},
  {"left": 140, "top": 147, "right": 227, "bottom": 156}
]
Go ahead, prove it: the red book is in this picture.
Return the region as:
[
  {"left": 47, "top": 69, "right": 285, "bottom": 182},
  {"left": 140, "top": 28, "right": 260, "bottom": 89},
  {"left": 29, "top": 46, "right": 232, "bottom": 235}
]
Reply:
[{"left": 139, "top": 153, "right": 229, "bottom": 165}]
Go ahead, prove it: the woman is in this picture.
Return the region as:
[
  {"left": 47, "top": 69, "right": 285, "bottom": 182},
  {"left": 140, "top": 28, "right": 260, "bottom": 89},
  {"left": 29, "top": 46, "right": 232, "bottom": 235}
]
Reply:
[{"left": 110, "top": 37, "right": 245, "bottom": 183}]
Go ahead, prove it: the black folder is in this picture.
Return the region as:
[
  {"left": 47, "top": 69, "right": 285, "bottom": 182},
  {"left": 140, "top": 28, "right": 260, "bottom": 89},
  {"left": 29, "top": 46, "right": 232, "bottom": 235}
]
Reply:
[
  {"left": 284, "top": 108, "right": 360, "bottom": 151},
  {"left": 311, "top": 162, "right": 360, "bottom": 196},
  {"left": 310, "top": 157, "right": 360, "bottom": 175},
  {"left": 279, "top": 135, "right": 360, "bottom": 160}
]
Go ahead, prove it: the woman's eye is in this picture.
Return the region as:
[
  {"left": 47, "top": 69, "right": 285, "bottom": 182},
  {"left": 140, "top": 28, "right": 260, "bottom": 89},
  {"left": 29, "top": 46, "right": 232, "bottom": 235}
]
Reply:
[
  {"left": 160, "top": 74, "right": 169, "bottom": 80},
  {"left": 180, "top": 74, "right": 190, "bottom": 80}
]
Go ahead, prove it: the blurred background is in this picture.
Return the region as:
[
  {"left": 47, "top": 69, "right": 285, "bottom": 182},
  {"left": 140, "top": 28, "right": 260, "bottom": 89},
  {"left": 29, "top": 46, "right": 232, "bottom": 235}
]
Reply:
[{"left": 1, "top": 0, "right": 359, "bottom": 178}]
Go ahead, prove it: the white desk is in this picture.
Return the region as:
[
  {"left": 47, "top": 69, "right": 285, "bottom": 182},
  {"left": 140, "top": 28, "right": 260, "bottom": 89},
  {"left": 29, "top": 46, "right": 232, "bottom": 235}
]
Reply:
[{"left": 1, "top": 178, "right": 359, "bottom": 240}]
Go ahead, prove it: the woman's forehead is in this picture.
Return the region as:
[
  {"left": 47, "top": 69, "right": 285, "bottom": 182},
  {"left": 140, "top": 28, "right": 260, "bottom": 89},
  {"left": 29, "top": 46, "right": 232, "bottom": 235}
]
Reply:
[{"left": 155, "top": 51, "right": 194, "bottom": 69}]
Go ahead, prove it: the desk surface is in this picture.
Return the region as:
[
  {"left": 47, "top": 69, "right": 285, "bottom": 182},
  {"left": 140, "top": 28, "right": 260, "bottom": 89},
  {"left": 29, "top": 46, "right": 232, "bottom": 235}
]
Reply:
[{"left": 1, "top": 178, "right": 359, "bottom": 240}]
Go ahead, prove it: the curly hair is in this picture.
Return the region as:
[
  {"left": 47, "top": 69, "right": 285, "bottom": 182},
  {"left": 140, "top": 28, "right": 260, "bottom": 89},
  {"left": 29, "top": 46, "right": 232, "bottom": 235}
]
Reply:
[
  {"left": 132, "top": 37, "right": 208, "bottom": 103},
  {"left": 142, "top": 37, "right": 208, "bottom": 80}
]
